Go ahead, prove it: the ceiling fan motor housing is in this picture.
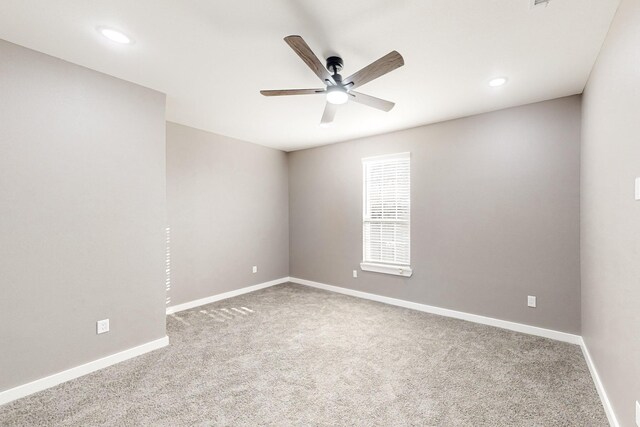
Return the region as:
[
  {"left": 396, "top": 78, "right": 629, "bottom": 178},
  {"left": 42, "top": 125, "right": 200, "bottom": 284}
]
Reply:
[{"left": 326, "top": 56, "right": 344, "bottom": 75}]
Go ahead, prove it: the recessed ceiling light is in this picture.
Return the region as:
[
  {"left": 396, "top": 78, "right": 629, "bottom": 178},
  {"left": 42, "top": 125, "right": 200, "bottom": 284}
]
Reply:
[
  {"left": 488, "top": 77, "right": 508, "bottom": 87},
  {"left": 97, "top": 27, "right": 132, "bottom": 44}
]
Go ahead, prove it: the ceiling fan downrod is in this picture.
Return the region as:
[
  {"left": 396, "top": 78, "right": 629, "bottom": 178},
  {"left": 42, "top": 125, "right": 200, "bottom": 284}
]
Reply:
[{"left": 326, "top": 56, "right": 344, "bottom": 86}]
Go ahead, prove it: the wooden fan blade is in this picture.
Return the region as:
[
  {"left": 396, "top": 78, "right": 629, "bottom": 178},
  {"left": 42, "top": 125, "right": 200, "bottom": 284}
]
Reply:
[
  {"left": 284, "top": 35, "right": 334, "bottom": 85},
  {"left": 350, "top": 91, "right": 395, "bottom": 112},
  {"left": 320, "top": 102, "right": 338, "bottom": 126},
  {"left": 344, "top": 51, "right": 404, "bottom": 90},
  {"left": 261, "top": 89, "right": 325, "bottom": 96}
]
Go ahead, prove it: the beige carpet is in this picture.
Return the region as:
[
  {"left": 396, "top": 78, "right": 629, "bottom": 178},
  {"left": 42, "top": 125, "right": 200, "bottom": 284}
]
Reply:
[{"left": 0, "top": 283, "right": 608, "bottom": 426}]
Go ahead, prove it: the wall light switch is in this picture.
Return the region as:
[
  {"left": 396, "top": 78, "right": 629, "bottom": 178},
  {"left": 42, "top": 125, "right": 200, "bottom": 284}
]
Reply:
[
  {"left": 527, "top": 296, "right": 537, "bottom": 308},
  {"left": 252, "top": 266, "right": 257, "bottom": 273},
  {"left": 635, "top": 400, "right": 639, "bottom": 426},
  {"left": 96, "top": 319, "right": 110, "bottom": 334},
  {"left": 353, "top": 270, "right": 358, "bottom": 278},
  {"left": 635, "top": 177, "right": 640, "bottom": 201}
]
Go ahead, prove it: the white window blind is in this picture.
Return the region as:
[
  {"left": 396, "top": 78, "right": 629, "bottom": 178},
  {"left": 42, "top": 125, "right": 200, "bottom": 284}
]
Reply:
[{"left": 361, "top": 152, "right": 412, "bottom": 277}]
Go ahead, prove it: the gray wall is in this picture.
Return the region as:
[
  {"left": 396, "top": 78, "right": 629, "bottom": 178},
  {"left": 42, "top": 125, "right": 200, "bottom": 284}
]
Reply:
[
  {"left": 0, "top": 41, "right": 167, "bottom": 392},
  {"left": 289, "top": 96, "right": 581, "bottom": 334},
  {"left": 166, "top": 122, "right": 289, "bottom": 307},
  {"left": 581, "top": 0, "right": 640, "bottom": 425}
]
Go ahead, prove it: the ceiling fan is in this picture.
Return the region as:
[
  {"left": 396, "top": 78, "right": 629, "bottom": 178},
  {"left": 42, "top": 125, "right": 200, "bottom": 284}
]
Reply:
[{"left": 260, "top": 35, "right": 404, "bottom": 126}]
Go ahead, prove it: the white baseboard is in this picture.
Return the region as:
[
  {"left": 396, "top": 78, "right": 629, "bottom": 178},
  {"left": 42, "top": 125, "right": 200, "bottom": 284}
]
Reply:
[
  {"left": 0, "top": 336, "right": 169, "bottom": 406},
  {"left": 166, "top": 277, "right": 289, "bottom": 315},
  {"left": 288, "top": 277, "right": 582, "bottom": 345},
  {"left": 580, "top": 338, "right": 619, "bottom": 427}
]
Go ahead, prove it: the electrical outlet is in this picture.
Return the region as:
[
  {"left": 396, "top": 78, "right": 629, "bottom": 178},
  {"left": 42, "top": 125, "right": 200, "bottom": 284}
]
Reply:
[
  {"left": 353, "top": 269, "right": 358, "bottom": 278},
  {"left": 635, "top": 177, "right": 640, "bottom": 200},
  {"left": 96, "top": 319, "right": 109, "bottom": 334},
  {"left": 252, "top": 266, "right": 257, "bottom": 273},
  {"left": 635, "top": 400, "right": 639, "bottom": 426},
  {"left": 527, "top": 296, "right": 537, "bottom": 308}
]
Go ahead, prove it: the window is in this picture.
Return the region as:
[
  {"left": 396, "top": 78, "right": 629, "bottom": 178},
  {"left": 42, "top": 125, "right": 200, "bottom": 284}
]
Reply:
[{"left": 361, "top": 152, "right": 412, "bottom": 277}]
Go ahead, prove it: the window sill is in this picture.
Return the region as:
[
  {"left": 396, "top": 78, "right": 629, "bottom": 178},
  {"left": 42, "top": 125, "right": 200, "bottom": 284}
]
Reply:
[{"left": 360, "top": 262, "right": 413, "bottom": 277}]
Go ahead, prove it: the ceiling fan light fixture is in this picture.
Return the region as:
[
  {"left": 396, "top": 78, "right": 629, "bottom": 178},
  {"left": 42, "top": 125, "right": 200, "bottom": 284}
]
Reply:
[{"left": 326, "top": 87, "right": 349, "bottom": 105}]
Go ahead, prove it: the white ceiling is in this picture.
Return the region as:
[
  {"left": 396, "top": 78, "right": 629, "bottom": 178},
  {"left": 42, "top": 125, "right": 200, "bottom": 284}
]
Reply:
[{"left": 0, "top": 0, "right": 619, "bottom": 151}]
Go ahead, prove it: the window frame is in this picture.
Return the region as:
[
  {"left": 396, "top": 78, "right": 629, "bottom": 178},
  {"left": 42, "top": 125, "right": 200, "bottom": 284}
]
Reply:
[{"left": 360, "top": 152, "right": 413, "bottom": 277}]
